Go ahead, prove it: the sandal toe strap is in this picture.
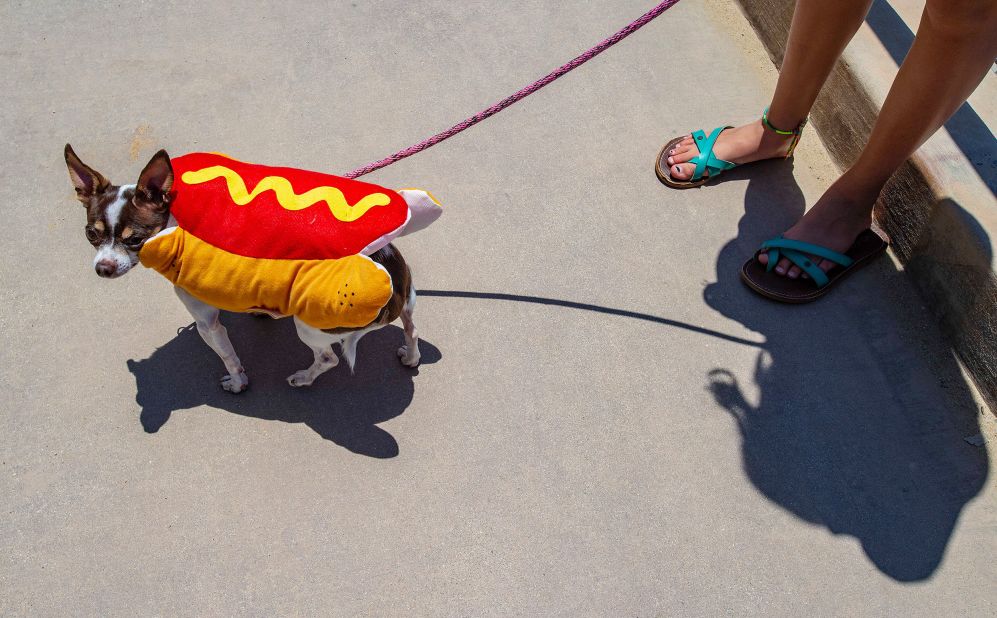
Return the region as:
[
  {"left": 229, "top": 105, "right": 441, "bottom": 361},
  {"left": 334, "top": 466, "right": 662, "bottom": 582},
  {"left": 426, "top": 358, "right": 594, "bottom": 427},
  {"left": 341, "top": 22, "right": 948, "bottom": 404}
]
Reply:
[
  {"left": 690, "top": 127, "right": 736, "bottom": 181},
  {"left": 759, "top": 237, "right": 854, "bottom": 289}
]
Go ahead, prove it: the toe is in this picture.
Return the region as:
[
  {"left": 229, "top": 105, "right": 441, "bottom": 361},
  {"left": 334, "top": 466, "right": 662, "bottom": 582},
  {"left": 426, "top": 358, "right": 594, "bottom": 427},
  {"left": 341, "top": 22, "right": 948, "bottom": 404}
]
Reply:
[
  {"left": 673, "top": 142, "right": 697, "bottom": 157},
  {"left": 672, "top": 162, "right": 705, "bottom": 182},
  {"left": 668, "top": 145, "right": 698, "bottom": 166},
  {"left": 787, "top": 266, "right": 801, "bottom": 279},
  {"left": 669, "top": 163, "right": 691, "bottom": 181},
  {"left": 662, "top": 135, "right": 702, "bottom": 182},
  {"left": 757, "top": 251, "right": 769, "bottom": 266},
  {"left": 774, "top": 258, "right": 791, "bottom": 276}
]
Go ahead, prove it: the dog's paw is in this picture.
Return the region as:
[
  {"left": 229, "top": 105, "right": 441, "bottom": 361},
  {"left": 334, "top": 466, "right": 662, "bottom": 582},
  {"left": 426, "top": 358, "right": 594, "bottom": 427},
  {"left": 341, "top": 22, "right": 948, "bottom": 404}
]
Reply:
[
  {"left": 221, "top": 372, "right": 249, "bottom": 393},
  {"left": 397, "top": 345, "right": 421, "bottom": 368},
  {"left": 286, "top": 370, "right": 315, "bottom": 387}
]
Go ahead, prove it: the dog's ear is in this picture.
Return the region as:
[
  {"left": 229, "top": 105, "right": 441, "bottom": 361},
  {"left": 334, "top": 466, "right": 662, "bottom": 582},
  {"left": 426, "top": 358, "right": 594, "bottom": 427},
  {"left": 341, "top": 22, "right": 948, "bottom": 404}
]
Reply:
[
  {"left": 135, "top": 149, "right": 174, "bottom": 207},
  {"left": 64, "top": 144, "right": 110, "bottom": 202}
]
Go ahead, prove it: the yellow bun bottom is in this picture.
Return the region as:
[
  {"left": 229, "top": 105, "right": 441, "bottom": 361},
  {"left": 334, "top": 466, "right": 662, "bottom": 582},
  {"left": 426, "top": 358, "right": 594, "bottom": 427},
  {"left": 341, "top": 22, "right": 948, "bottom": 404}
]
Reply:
[{"left": 140, "top": 228, "right": 392, "bottom": 330}]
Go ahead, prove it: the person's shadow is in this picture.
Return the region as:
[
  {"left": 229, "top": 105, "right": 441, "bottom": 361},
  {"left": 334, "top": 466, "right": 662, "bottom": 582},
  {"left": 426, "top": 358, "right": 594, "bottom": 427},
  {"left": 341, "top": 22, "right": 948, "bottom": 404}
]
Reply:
[
  {"left": 127, "top": 314, "right": 442, "bottom": 458},
  {"left": 700, "top": 160, "right": 989, "bottom": 581}
]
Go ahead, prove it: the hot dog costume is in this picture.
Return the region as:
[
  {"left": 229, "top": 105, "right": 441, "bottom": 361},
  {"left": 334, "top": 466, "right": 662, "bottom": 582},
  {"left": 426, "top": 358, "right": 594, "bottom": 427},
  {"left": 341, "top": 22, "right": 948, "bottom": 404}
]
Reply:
[{"left": 139, "top": 152, "right": 441, "bottom": 329}]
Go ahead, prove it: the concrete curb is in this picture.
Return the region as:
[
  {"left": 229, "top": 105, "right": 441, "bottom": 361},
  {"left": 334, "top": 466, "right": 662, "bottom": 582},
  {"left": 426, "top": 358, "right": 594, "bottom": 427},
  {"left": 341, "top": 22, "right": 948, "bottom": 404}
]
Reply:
[{"left": 734, "top": 0, "right": 997, "bottom": 414}]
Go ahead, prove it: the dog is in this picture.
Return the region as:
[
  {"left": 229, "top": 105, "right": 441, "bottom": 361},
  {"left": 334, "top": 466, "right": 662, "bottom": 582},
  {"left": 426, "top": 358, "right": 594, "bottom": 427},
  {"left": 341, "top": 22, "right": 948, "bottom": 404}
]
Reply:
[{"left": 64, "top": 145, "right": 427, "bottom": 393}]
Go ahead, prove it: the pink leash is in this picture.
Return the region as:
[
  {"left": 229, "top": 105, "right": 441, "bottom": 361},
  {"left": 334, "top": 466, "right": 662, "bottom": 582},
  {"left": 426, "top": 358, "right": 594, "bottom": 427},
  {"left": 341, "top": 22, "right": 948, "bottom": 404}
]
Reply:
[{"left": 344, "top": 0, "right": 683, "bottom": 179}]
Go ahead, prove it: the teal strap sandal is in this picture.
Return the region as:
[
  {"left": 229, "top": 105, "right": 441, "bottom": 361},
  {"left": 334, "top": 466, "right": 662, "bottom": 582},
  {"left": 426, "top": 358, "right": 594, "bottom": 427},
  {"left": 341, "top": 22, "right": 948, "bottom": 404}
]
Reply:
[
  {"left": 759, "top": 236, "right": 853, "bottom": 288},
  {"left": 740, "top": 230, "right": 888, "bottom": 303},
  {"left": 689, "top": 127, "right": 737, "bottom": 182},
  {"left": 655, "top": 108, "right": 808, "bottom": 189}
]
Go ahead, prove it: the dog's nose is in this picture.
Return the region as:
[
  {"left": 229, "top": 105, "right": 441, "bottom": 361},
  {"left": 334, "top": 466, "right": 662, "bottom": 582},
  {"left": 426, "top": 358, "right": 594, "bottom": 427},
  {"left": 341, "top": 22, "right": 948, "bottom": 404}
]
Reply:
[{"left": 95, "top": 260, "right": 117, "bottom": 278}]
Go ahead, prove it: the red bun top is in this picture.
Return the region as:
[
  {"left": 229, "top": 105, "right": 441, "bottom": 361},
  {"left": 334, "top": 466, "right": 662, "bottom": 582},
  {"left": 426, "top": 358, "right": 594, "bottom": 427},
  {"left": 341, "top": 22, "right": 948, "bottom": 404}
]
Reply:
[{"left": 169, "top": 152, "right": 408, "bottom": 260}]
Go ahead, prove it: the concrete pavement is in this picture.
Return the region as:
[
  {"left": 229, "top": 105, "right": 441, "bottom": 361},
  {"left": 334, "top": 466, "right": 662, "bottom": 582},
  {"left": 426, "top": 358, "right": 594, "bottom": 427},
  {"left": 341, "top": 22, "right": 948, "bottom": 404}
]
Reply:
[{"left": 2, "top": 0, "right": 995, "bottom": 614}]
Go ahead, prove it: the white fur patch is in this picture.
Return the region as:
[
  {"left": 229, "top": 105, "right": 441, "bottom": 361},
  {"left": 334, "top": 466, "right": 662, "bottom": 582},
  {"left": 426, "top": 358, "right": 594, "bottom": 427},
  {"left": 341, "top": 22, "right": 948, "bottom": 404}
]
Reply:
[
  {"left": 105, "top": 184, "right": 135, "bottom": 233},
  {"left": 93, "top": 241, "right": 133, "bottom": 275}
]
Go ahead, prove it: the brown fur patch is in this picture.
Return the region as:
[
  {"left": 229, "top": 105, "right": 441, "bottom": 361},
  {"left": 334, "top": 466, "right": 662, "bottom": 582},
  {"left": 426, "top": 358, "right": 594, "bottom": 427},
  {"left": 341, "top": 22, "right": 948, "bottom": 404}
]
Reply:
[{"left": 81, "top": 186, "right": 125, "bottom": 245}]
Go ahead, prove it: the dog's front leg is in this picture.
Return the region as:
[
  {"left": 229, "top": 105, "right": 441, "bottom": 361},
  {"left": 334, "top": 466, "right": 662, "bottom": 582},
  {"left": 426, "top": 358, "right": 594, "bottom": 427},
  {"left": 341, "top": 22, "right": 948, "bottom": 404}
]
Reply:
[{"left": 174, "top": 286, "right": 249, "bottom": 393}]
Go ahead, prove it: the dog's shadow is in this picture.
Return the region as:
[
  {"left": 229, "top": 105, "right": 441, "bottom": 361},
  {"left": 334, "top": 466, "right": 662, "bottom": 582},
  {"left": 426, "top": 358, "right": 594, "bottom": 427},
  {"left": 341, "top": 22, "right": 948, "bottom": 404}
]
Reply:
[{"left": 127, "top": 314, "right": 442, "bottom": 458}]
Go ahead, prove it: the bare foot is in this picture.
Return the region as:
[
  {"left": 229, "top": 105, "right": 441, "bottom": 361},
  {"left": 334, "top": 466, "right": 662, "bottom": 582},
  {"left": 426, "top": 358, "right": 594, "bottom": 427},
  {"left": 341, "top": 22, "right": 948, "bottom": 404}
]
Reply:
[
  {"left": 757, "top": 179, "right": 876, "bottom": 279},
  {"left": 666, "top": 119, "right": 796, "bottom": 181}
]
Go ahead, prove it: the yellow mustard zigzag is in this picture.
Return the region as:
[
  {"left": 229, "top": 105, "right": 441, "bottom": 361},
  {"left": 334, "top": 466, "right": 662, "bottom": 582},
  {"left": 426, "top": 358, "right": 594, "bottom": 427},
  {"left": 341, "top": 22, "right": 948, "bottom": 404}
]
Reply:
[{"left": 180, "top": 165, "right": 391, "bottom": 222}]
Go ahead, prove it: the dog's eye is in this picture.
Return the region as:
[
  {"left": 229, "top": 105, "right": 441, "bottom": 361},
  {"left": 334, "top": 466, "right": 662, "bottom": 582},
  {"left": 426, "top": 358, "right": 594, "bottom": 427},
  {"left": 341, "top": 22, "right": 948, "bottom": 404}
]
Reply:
[
  {"left": 123, "top": 236, "right": 144, "bottom": 249},
  {"left": 84, "top": 226, "right": 100, "bottom": 244}
]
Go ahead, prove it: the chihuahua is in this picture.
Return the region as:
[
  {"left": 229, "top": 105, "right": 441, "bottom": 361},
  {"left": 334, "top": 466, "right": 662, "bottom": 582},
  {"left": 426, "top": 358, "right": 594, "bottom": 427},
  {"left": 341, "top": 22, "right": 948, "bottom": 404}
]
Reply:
[{"left": 64, "top": 145, "right": 423, "bottom": 393}]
